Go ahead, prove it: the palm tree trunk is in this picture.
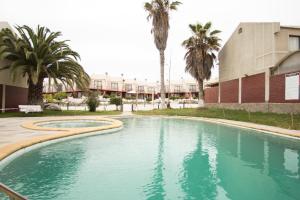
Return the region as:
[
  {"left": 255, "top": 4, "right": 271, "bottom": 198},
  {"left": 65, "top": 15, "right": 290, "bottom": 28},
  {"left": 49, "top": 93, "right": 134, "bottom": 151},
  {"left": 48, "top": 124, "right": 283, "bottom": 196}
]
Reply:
[
  {"left": 159, "top": 50, "right": 166, "bottom": 109},
  {"left": 28, "top": 77, "right": 45, "bottom": 105},
  {"left": 198, "top": 79, "right": 204, "bottom": 107}
]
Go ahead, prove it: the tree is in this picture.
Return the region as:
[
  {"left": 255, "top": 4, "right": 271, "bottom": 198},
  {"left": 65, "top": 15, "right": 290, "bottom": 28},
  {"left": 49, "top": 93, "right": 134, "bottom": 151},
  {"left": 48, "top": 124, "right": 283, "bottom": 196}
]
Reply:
[
  {"left": 182, "top": 22, "right": 221, "bottom": 107},
  {"left": 0, "top": 25, "right": 90, "bottom": 105},
  {"left": 86, "top": 91, "right": 99, "bottom": 112},
  {"left": 144, "top": 0, "right": 181, "bottom": 109},
  {"left": 110, "top": 96, "right": 122, "bottom": 111}
]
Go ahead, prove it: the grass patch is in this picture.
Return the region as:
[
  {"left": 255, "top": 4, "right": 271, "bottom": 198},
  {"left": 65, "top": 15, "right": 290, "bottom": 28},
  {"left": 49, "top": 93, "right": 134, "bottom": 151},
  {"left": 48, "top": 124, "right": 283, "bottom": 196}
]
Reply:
[
  {"left": 136, "top": 108, "right": 300, "bottom": 130},
  {"left": 0, "top": 110, "right": 121, "bottom": 118}
]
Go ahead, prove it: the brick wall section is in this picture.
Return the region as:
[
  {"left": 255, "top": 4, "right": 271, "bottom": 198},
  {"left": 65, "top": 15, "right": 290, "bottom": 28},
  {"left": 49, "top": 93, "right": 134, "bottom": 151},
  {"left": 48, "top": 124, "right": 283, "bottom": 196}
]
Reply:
[
  {"left": 5, "top": 85, "right": 28, "bottom": 109},
  {"left": 269, "top": 71, "right": 300, "bottom": 103},
  {"left": 220, "top": 79, "right": 239, "bottom": 103},
  {"left": 0, "top": 84, "right": 2, "bottom": 110},
  {"left": 241, "top": 73, "right": 265, "bottom": 103},
  {"left": 204, "top": 86, "right": 219, "bottom": 103}
]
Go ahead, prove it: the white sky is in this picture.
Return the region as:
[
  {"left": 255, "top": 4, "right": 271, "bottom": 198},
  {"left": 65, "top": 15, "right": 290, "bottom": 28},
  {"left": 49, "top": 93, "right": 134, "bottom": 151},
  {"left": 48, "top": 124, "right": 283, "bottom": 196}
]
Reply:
[{"left": 1, "top": 0, "right": 300, "bottom": 82}]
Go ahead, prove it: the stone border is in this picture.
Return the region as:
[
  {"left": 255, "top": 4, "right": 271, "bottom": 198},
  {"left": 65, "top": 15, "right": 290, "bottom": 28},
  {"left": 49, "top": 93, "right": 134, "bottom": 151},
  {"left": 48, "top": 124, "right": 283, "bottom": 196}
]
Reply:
[
  {"left": 0, "top": 117, "right": 123, "bottom": 161},
  {"left": 134, "top": 114, "right": 300, "bottom": 139}
]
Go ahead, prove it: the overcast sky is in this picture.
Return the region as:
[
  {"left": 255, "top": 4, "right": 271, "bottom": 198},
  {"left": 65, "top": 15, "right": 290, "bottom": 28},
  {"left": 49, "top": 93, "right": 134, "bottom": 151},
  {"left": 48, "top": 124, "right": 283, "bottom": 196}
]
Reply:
[{"left": 1, "top": 0, "right": 300, "bottom": 82}]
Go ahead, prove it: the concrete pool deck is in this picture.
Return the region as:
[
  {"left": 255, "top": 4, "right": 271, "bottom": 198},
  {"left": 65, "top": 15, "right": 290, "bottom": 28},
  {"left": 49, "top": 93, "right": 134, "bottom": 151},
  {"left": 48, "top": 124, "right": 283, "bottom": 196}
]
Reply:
[{"left": 0, "top": 114, "right": 299, "bottom": 162}]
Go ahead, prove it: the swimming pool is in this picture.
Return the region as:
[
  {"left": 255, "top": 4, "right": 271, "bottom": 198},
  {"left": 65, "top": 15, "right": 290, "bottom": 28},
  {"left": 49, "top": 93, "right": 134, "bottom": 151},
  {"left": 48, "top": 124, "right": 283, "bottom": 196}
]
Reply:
[{"left": 0, "top": 117, "right": 300, "bottom": 200}]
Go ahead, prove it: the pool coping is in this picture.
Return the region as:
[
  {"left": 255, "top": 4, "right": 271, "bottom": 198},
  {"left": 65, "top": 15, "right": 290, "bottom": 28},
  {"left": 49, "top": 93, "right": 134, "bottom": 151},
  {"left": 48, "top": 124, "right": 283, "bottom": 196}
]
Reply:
[
  {"left": 0, "top": 117, "right": 123, "bottom": 162},
  {"left": 132, "top": 114, "right": 300, "bottom": 139}
]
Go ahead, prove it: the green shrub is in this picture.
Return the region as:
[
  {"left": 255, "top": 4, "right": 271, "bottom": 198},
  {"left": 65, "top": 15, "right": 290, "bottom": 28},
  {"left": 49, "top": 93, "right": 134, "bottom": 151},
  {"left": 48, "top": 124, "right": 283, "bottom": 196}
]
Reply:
[
  {"left": 110, "top": 96, "right": 122, "bottom": 110},
  {"left": 87, "top": 92, "right": 100, "bottom": 112},
  {"left": 170, "top": 96, "right": 179, "bottom": 100},
  {"left": 103, "top": 94, "right": 110, "bottom": 99},
  {"left": 146, "top": 97, "right": 152, "bottom": 102},
  {"left": 43, "top": 94, "right": 54, "bottom": 103},
  {"left": 54, "top": 92, "right": 68, "bottom": 100}
]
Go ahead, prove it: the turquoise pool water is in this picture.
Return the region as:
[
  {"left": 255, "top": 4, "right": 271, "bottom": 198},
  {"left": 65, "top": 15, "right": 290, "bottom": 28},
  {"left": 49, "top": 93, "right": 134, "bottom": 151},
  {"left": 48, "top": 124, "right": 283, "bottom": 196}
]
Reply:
[
  {"left": 38, "top": 120, "right": 109, "bottom": 128},
  {"left": 0, "top": 117, "right": 300, "bottom": 200}
]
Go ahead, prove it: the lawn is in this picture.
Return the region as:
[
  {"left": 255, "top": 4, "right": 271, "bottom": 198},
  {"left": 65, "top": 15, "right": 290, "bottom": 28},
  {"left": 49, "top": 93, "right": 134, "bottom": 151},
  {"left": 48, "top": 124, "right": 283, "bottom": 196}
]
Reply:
[
  {"left": 136, "top": 108, "right": 300, "bottom": 130},
  {"left": 0, "top": 110, "right": 121, "bottom": 118}
]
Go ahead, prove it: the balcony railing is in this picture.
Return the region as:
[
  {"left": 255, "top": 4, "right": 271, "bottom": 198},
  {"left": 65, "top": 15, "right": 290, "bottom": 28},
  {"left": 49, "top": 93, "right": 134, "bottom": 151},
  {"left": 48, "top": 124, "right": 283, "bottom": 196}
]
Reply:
[{"left": 0, "top": 183, "right": 27, "bottom": 200}]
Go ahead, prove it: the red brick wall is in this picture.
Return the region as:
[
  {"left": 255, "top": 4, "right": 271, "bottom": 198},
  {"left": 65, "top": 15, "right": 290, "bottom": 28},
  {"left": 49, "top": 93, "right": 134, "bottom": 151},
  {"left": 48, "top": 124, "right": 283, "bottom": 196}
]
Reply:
[
  {"left": 241, "top": 73, "right": 265, "bottom": 103},
  {"left": 204, "top": 86, "right": 219, "bottom": 103},
  {"left": 220, "top": 79, "right": 239, "bottom": 103},
  {"left": 0, "top": 84, "right": 2, "bottom": 110},
  {"left": 5, "top": 85, "right": 28, "bottom": 109},
  {"left": 269, "top": 71, "right": 300, "bottom": 103}
]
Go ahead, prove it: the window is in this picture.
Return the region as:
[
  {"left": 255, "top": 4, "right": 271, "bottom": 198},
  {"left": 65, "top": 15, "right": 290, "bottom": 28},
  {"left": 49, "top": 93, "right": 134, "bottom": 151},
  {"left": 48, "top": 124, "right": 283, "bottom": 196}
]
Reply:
[
  {"left": 125, "top": 84, "right": 132, "bottom": 92},
  {"left": 94, "top": 80, "right": 102, "bottom": 89},
  {"left": 289, "top": 36, "right": 300, "bottom": 51},
  {"left": 189, "top": 85, "right": 196, "bottom": 92},
  {"left": 111, "top": 82, "right": 118, "bottom": 90},
  {"left": 138, "top": 86, "right": 144, "bottom": 92},
  {"left": 148, "top": 87, "right": 154, "bottom": 93},
  {"left": 174, "top": 85, "right": 182, "bottom": 93},
  {"left": 285, "top": 73, "right": 299, "bottom": 100}
]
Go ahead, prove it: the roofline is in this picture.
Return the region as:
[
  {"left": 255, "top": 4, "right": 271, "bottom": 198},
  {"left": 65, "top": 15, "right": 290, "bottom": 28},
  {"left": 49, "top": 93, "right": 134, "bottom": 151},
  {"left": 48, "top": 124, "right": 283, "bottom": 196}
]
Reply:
[
  {"left": 270, "top": 50, "right": 300, "bottom": 73},
  {"left": 280, "top": 26, "right": 300, "bottom": 30}
]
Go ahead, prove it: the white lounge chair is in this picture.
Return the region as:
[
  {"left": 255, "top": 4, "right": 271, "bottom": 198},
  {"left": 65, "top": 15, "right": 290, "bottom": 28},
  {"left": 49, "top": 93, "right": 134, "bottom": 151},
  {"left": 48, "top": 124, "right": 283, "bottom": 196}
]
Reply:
[{"left": 19, "top": 105, "right": 43, "bottom": 114}]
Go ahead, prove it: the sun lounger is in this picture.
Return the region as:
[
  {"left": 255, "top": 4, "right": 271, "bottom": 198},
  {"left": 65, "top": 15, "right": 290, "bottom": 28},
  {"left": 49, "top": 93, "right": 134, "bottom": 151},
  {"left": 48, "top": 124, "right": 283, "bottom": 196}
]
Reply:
[{"left": 19, "top": 105, "right": 43, "bottom": 114}]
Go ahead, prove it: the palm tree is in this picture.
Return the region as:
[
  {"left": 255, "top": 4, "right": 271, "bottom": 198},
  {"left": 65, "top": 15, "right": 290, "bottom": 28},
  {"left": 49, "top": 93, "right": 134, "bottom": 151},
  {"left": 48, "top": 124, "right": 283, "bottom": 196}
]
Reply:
[
  {"left": 0, "top": 25, "right": 90, "bottom": 105},
  {"left": 144, "top": 0, "right": 181, "bottom": 109},
  {"left": 182, "top": 22, "right": 221, "bottom": 107}
]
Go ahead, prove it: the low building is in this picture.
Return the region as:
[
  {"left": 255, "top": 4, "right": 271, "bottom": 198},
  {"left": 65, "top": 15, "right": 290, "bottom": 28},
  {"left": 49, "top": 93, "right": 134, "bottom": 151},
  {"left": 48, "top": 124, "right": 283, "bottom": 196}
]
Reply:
[
  {"left": 44, "top": 73, "right": 199, "bottom": 99},
  {"left": 0, "top": 22, "right": 28, "bottom": 112},
  {"left": 204, "top": 22, "right": 300, "bottom": 113}
]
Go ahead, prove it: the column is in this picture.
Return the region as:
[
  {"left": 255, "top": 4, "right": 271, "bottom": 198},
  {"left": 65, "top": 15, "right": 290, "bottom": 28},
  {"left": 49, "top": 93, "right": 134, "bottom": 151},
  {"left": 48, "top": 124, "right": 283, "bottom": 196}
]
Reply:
[
  {"left": 238, "top": 77, "right": 242, "bottom": 104},
  {"left": 265, "top": 70, "right": 270, "bottom": 102},
  {"left": 2, "top": 84, "right": 6, "bottom": 113}
]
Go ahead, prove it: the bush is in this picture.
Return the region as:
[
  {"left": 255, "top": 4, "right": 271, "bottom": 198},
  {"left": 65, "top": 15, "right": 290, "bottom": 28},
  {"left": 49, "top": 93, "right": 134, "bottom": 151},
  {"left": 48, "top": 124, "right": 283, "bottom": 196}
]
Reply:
[
  {"left": 110, "top": 96, "right": 122, "bottom": 110},
  {"left": 103, "top": 94, "right": 110, "bottom": 99},
  {"left": 87, "top": 92, "right": 100, "bottom": 112},
  {"left": 54, "top": 92, "right": 68, "bottom": 100},
  {"left": 43, "top": 94, "right": 54, "bottom": 103},
  {"left": 146, "top": 97, "right": 152, "bottom": 102},
  {"left": 170, "top": 96, "right": 179, "bottom": 101}
]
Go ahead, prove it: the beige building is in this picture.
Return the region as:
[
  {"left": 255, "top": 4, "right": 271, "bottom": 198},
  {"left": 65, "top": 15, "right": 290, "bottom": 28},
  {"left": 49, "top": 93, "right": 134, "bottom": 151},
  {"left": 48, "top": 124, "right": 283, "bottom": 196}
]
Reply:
[
  {"left": 44, "top": 73, "right": 199, "bottom": 99},
  {"left": 0, "top": 22, "right": 28, "bottom": 112},
  {"left": 205, "top": 22, "right": 300, "bottom": 113}
]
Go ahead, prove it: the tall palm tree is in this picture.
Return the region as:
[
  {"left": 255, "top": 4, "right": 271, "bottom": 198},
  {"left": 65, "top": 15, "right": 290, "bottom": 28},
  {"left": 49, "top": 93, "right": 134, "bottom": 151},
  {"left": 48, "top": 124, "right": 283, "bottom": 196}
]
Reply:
[
  {"left": 144, "top": 0, "right": 181, "bottom": 109},
  {"left": 0, "top": 25, "right": 90, "bottom": 105},
  {"left": 182, "top": 22, "right": 221, "bottom": 107}
]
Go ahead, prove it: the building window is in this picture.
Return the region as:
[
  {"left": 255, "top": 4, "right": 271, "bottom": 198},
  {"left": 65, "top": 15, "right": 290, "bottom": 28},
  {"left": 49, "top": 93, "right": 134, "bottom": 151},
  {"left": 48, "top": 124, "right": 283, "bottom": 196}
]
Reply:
[
  {"left": 148, "top": 87, "right": 154, "bottom": 93},
  {"left": 289, "top": 36, "right": 300, "bottom": 51},
  {"left": 189, "top": 85, "right": 196, "bottom": 92},
  {"left": 125, "top": 84, "right": 132, "bottom": 91},
  {"left": 138, "top": 86, "right": 144, "bottom": 92},
  {"left": 94, "top": 80, "right": 102, "bottom": 89},
  {"left": 111, "top": 82, "right": 118, "bottom": 90},
  {"left": 174, "top": 85, "right": 182, "bottom": 93}
]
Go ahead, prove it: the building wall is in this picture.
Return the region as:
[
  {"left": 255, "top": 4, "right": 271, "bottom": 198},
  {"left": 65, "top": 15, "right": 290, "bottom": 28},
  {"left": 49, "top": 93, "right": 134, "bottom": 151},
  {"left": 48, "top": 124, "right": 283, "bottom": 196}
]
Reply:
[
  {"left": 219, "top": 23, "right": 300, "bottom": 82},
  {"left": 219, "top": 22, "right": 280, "bottom": 82},
  {"left": 0, "top": 85, "right": 2, "bottom": 110},
  {"left": 269, "top": 71, "right": 300, "bottom": 103},
  {"left": 5, "top": 85, "right": 28, "bottom": 109},
  {"left": 241, "top": 73, "right": 265, "bottom": 103},
  {"left": 204, "top": 86, "right": 219, "bottom": 103},
  {"left": 220, "top": 79, "right": 239, "bottom": 103}
]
